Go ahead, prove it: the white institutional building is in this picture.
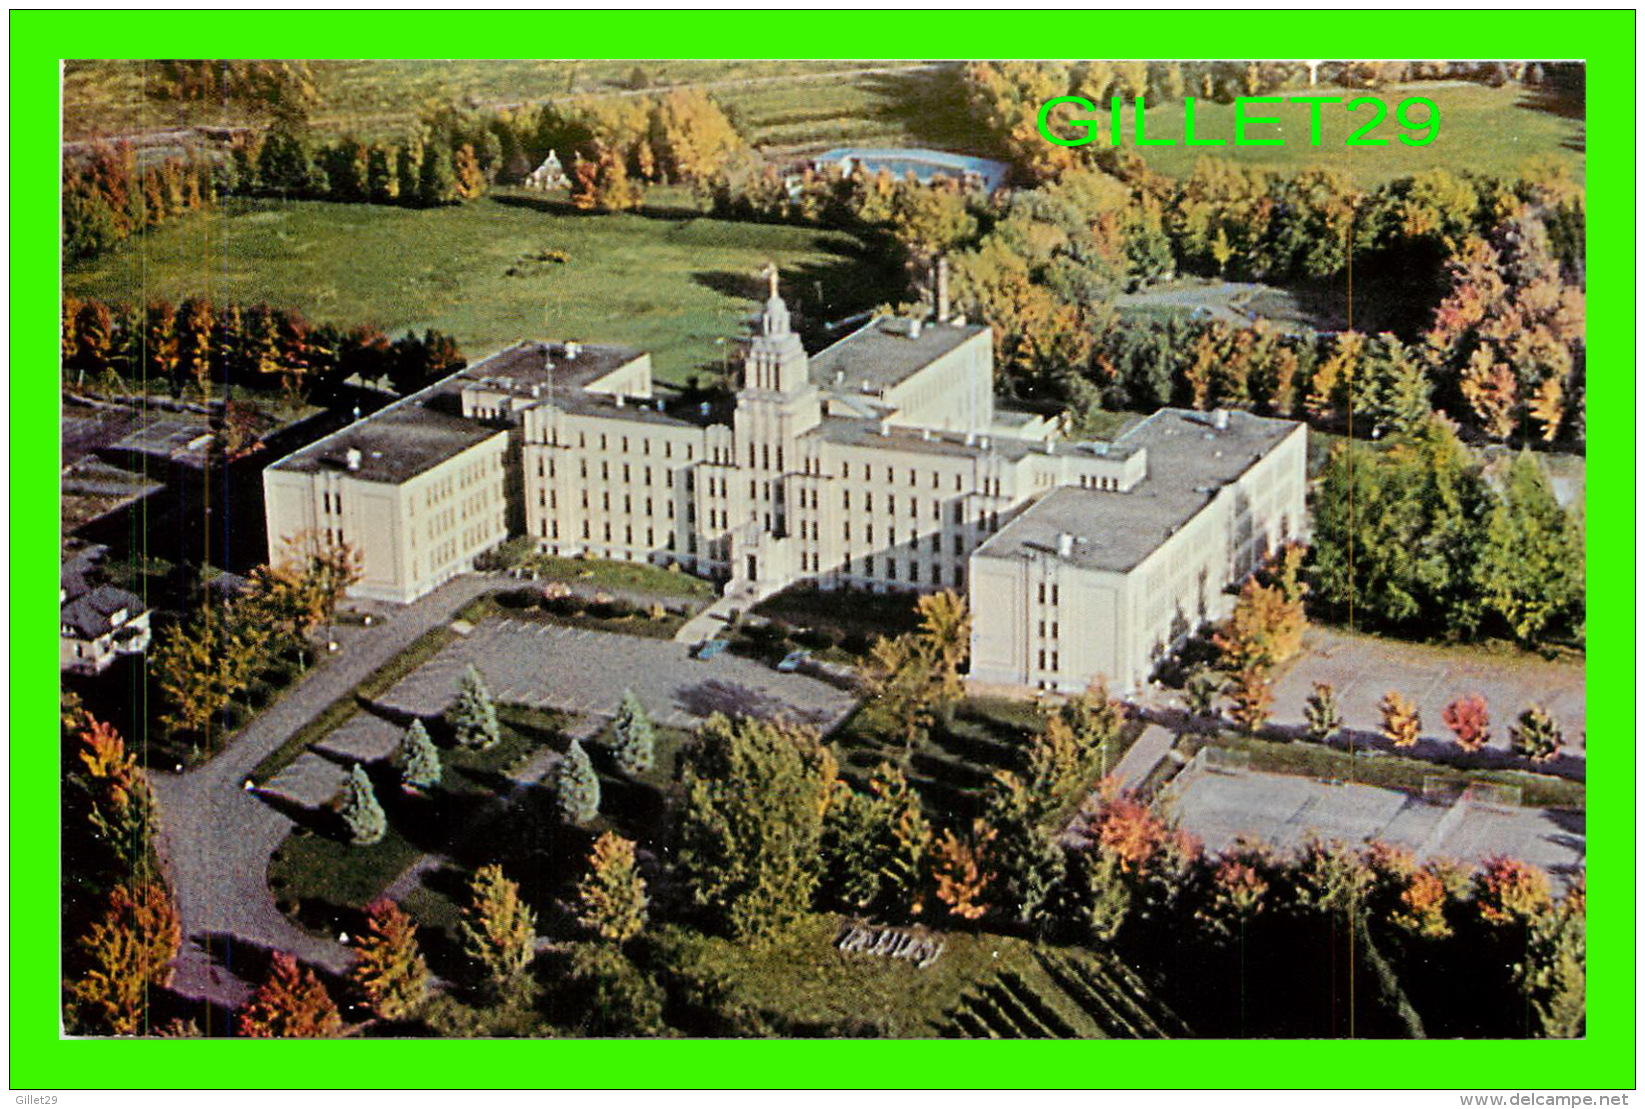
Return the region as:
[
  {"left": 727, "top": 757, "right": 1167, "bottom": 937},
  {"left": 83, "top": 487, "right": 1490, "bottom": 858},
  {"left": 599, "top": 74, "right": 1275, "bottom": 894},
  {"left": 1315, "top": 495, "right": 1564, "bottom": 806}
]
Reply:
[{"left": 265, "top": 271, "right": 1305, "bottom": 693}]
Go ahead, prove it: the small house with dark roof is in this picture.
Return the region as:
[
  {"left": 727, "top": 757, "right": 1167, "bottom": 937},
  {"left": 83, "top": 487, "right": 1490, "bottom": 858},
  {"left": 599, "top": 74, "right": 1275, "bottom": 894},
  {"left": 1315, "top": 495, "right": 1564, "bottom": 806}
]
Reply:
[{"left": 61, "top": 575, "right": 151, "bottom": 675}]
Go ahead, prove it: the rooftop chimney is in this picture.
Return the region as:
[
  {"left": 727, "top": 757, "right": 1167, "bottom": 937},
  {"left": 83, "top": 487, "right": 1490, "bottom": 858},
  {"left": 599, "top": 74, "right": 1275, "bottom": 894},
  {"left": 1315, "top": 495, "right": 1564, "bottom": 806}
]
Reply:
[
  {"left": 908, "top": 317, "right": 922, "bottom": 339},
  {"left": 564, "top": 341, "right": 581, "bottom": 360},
  {"left": 1056, "top": 532, "right": 1074, "bottom": 558},
  {"left": 935, "top": 255, "right": 951, "bottom": 323},
  {"left": 345, "top": 448, "right": 362, "bottom": 471},
  {"left": 1212, "top": 408, "right": 1229, "bottom": 431}
]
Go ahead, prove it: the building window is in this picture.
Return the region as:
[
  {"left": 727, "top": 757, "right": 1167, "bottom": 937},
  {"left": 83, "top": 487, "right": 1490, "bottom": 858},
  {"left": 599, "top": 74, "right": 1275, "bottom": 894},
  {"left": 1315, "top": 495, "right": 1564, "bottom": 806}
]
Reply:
[
  {"left": 1038, "top": 583, "right": 1046, "bottom": 604},
  {"left": 842, "top": 462, "right": 850, "bottom": 479},
  {"left": 843, "top": 490, "right": 850, "bottom": 510},
  {"left": 1051, "top": 652, "right": 1059, "bottom": 671},
  {"left": 600, "top": 434, "right": 608, "bottom": 450},
  {"left": 887, "top": 495, "right": 896, "bottom": 517},
  {"left": 1038, "top": 649, "right": 1046, "bottom": 670},
  {"left": 865, "top": 493, "right": 873, "bottom": 512},
  {"left": 582, "top": 521, "right": 591, "bottom": 539},
  {"left": 1051, "top": 585, "right": 1060, "bottom": 606}
]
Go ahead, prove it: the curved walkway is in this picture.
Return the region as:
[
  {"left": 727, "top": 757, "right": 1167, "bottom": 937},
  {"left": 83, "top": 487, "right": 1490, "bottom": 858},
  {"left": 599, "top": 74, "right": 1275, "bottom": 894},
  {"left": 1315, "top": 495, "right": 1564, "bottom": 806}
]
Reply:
[{"left": 150, "top": 573, "right": 500, "bottom": 1010}]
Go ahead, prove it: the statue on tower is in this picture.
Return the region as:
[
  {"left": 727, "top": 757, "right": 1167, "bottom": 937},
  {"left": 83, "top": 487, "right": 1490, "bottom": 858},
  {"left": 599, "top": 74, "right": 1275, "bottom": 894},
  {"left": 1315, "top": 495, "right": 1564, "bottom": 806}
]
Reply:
[{"left": 759, "top": 262, "right": 791, "bottom": 338}]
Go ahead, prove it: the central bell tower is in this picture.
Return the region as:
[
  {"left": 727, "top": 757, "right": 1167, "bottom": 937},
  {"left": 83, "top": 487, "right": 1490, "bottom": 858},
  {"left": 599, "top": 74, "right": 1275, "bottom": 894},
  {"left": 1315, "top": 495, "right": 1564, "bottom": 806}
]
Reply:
[{"left": 730, "top": 266, "right": 821, "bottom": 591}]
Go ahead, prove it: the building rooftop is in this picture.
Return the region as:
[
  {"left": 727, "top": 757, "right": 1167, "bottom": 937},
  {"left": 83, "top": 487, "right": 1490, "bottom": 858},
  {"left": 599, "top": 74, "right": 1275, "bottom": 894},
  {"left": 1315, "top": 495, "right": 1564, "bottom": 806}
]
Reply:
[
  {"left": 974, "top": 409, "right": 1302, "bottom": 574},
  {"left": 814, "top": 416, "right": 1039, "bottom": 462},
  {"left": 268, "top": 400, "right": 503, "bottom": 483},
  {"left": 456, "top": 340, "right": 646, "bottom": 399},
  {"left": 61, "top": 582, "right": 146, "bottom": 639},
  {"left": 810, "top": 316, "right": 987, "bottom": 398}
]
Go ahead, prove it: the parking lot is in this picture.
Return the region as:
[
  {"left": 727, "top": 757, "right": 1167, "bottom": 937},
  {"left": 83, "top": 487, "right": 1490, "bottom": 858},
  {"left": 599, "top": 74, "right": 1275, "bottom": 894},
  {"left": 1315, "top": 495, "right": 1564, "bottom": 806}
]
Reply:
[
  {"left": 375, "top": 617, "right": 860, "bottom": 733},
  {"left": 1266, "top": 627, "right": 1586, "bottom": 760},
  {"left": 1165, "top": 759, "right": 1585, "bottom": 890}
]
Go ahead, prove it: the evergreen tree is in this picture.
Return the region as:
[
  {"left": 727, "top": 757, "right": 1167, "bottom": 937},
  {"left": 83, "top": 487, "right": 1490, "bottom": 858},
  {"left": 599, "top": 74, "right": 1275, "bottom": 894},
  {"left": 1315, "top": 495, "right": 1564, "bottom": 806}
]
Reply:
[
  {"left": 450, "top": 664, "right": 501, "bottom": 750},
  {"left": 366, "top": 143, "right": 399, "bottom": 204},
  {"left": 417, "top": 142, "right": 459, "bottom": 206},
  {"left": 237, "top": 952, "right": 342, "bottom": 1038},
  {"left": 574, "top": 832, "right": 649, "bottom": 942},
  {"left": 350, "top": 898, "right": 429, "bottom": 1021},
  {"left": 675, "top": 714, "right": 838, "bottom": 938},
  {"left": 1510, "top": 703, "right": 1563, "bottom": 762},
  {"left": 1474, "top": 453, "right": 1585, "bottom": 646},
  {"left": 609, "top": 689, "right": 656, "bottom": 776},
  {"left": 553, "top": 739, "right": 601, "bottom": 824},
  {"left": 397, "top": 719, "right": 442, "bottom": 790},
  {"left": 1303, "top": 681, "right": 1343, "bottom": 743},
  {"left": 339, "top": 763, "right": 387, "bottom": 845},
  {"left": 457, "top": 863, "right": 537, "bottom": 997},
  {"left": 1517, "top": 877, "right": 1585, "bottom": 1038}
]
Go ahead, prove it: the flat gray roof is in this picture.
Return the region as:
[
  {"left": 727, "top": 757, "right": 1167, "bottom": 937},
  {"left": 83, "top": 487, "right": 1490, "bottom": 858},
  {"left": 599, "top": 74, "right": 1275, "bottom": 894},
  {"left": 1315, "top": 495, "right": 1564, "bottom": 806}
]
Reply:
[
  {"left": 810, "top": 316, "right": 986, "bottom": 397},
  {"left": 268, "top": 402, "right": 502, "bottom": 483},
  {"left": 974, "top": 408, "right": 1301, "bottom": 574},
  {"left": 815, "top": 416, "right": 1037, "bottom": 462},
  {"left": 459, "top": 340, "right": 645, "bottom": 397}
]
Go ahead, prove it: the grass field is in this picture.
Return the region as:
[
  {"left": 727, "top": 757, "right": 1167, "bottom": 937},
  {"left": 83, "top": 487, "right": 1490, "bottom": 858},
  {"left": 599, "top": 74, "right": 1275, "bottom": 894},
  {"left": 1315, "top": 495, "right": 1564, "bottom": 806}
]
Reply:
[
  {"left": 62, "top": 60, "right": 939, "bottom": 143},
  {"left": 1112, "top": 82, "right": 1583, "bottom": 185},
  {"left": 62, "top": 192, "right": 901, "bottom": 385}
]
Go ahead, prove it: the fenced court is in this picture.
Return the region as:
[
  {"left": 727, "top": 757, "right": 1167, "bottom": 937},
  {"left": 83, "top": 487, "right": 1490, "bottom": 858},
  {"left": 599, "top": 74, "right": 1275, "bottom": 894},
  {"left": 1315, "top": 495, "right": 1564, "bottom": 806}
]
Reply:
[{"left": 1166, "top": 752, "right": 1583, "bottom": 889}]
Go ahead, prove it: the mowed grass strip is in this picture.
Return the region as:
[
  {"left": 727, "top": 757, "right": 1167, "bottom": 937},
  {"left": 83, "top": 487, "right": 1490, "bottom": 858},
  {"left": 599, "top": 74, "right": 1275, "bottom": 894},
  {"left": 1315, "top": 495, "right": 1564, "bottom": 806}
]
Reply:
[
  {"left": 63, "top": 193, "right": 900, "bottom": 387},
  {"left": 1108, "top": 82, "right": 1582, "bottom": 185}
]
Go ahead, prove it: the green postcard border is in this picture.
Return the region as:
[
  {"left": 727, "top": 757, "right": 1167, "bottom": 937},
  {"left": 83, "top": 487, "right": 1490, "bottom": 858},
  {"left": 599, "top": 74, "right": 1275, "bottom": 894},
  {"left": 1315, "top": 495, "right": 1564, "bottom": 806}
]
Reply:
[{"left": 11, "top": 8, "right": 1634, "bottom": 1091}]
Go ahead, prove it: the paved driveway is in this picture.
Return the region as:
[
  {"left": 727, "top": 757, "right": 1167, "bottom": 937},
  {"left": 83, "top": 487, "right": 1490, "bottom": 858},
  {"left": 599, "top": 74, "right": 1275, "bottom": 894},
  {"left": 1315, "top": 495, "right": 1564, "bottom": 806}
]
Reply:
[
  {"left": 148, "top": 573, "right": 501, "bottom": 1013},
  {"left": 377, "top": 617, "right": 859, "bottom": 734},
  {"left": 1266, "top": 628, "right": 1586, "bottom": 763}
]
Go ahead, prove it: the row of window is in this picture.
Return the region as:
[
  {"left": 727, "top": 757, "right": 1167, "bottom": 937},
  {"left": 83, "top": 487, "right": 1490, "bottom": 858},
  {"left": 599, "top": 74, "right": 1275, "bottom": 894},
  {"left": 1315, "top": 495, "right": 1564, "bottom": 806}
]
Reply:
[
  {"left": 839, "top": 461, "right": 968, "bottom": 492},
  {"left": 1077, "top": 473, "right": 1122, "bottom": 491}
]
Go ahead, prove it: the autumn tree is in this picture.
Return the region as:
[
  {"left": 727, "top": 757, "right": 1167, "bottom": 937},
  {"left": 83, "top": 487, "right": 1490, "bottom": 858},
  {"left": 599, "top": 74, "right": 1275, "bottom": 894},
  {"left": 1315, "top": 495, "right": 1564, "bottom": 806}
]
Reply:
[
  {"left": 237, "top": 952, "right": 342, "bottom": 1038},
  {"left": 1378, "top": 691, "right": 1421, "bottom": 748},
  {"left": 647, "top": 89, "right": 744, "bottom": 182},
  {"left": 397, "top": 719, "right": 442, "bottom": 790},
  {"left": 1390, "top": 865, "right": 1454, "bottom": 938},
  {"left": 861, "top": 633, "right": 937, "bottom": 758},
  {"left": 450, "top": 663, "right": 501, "bottom": 750},
  {"left": 74, "top": 717, "right": 157, "bottom": 876},
  {"left": 452, "top": 142, "right": 486, "bottom": 200},
  {"left": 457, "top": 863, "right": 538, "bottom": 998},
  {"left": 675, "top": 714, "right": 837, "bottom": 938},
  {"left": 1474, "top": 856, "right": 1553, "bottom": 927},
  {"left": 915, "top": 589, "right": 972, "bottom": 712},
  {"left": 573, "top": 832, "right": 649, "bottom": 943},
  {"left": 1225, "top": 664, "right": 1274, "bottom": 733},
  {"left": 609, "top": 689, "right": 656, "bottom": 776},
  {"left": 552, "top": 739, "right": 601, "bottom": 824},
  {"left": 350, "top": 899, "right": 429, "bottom": 1021},
  {"left": 1517, "top": 876, "right": 1585, "bottom": 1039},
  {"left": 339, "top": 763, "right": 387, "bottom": 846},
  {"left": 1214, "top": 575, "right": 1304, "bottom": 674},
  {"left": 1303, "top": 681, "right": 1343, "bottom": 743},
  {"left": 68, "top": 882, "right": 181, "bottom": 1036},
  {"left": 930, "top": 820, "right": 996, "bottom": 922},
  {"left": 1510, "top": 703, "right": 1563, "bottom": 762},
  {"left": 1441, "top": 694, "right": 1491, "bottom": 752}
]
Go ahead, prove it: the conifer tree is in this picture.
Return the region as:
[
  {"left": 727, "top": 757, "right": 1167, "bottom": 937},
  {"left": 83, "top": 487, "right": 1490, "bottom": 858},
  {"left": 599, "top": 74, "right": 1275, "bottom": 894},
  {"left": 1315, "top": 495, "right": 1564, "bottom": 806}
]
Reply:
[
  {"left": 574, "top": 832, "right": 649, "bottom": 942},
  {"left": 1510, "top": 703, "right": 1563, "bottom": 762},
  {"left": 350, "top": 899, "right": 429, "bottom": 1021},
  {"left": 609, "top": 690, "right": 656, "bottom": 776},
  {"left": 237, "top": 952, "right": 342, "bottom": 1038},
  {"left": 339, "top": 763, "right": 387, "bottom": 845},
  {"left": 397, "top": 719, "right": 442, "bottom": 790},
  {"left": 553, "top": 740, "right": 601, "bottom": 824},
  {"left": 1303, "top": 681, "right": 1344, "bottom": 743},
  {"left": 451, "top": 664, "right": 501, "bottom": 750},
  {"left": 457, "top": 863, "right": 537, "bottom": 997}
]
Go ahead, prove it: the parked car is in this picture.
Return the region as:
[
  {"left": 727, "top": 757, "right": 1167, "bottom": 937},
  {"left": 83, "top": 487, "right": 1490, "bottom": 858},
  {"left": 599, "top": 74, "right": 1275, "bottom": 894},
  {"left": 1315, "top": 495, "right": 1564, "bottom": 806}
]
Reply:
[
  {"left": 776, "top": 649, "right": 810, "bottom": 673},
  {"left": 695, "top": 638, "right": 730, "bottom": 661}
]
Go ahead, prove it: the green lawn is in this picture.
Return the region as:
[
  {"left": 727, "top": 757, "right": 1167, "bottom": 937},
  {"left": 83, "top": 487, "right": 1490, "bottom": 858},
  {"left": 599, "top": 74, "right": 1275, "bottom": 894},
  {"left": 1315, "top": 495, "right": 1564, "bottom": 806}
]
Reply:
[
  {"left": 62, "top": 193, "right": 901, "bottom": 386},
  {"left": 1114, "top": 82, "right": 1583, "bottom": 186},
  {"left": 649, "top": 914, "right": 1079, "bottom": 1037},
  {"left": 63, "top": 59, "right": 936, "bottom": 143},
  {"left": 522, "top": 553, "right": 716, "bottom": 600}
]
